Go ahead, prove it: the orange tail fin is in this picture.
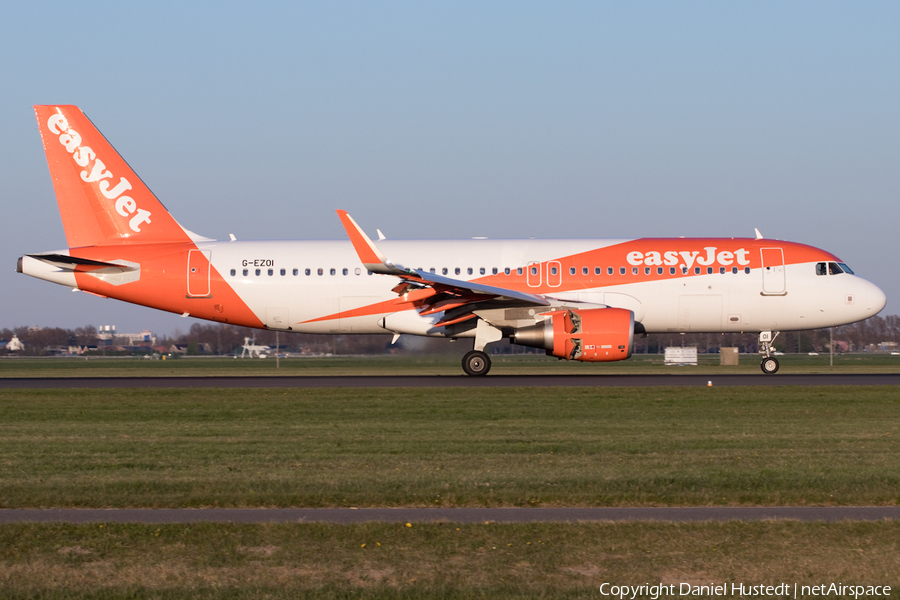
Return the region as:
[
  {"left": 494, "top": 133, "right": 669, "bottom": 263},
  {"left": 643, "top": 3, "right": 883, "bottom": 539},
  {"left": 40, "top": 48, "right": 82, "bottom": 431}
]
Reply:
[{"left": 35, "top": 105, "right": 194, "bottom": 247}]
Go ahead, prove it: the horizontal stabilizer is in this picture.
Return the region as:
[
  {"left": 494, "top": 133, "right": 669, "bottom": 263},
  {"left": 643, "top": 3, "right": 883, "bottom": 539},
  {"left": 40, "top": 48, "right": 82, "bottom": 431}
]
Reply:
[{"left": 26, "top": 253, "right": 138, "bottom": 272}]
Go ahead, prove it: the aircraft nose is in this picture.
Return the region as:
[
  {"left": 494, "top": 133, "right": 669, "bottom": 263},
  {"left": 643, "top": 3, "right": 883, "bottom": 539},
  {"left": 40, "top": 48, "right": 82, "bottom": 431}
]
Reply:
[
  {"left": 869, "top": 282, "right": 887, "bottom": 314},
  {"left": 859, "top": 278, "right": 887, "bottom": 315}
]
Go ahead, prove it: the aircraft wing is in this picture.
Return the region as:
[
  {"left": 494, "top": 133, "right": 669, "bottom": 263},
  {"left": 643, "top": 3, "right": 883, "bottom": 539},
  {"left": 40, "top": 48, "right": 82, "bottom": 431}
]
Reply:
[
  {"left": 404, "top": 268, "right": 549, "bottom": 306},
  {"left": 336, "top": 211, "right": 550, "bottom": 322}
]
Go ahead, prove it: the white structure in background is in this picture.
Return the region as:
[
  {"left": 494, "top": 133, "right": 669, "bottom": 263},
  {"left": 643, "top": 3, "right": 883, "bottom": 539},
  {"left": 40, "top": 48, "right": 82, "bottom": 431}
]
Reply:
[
  {"left": 5, "top": 335, "right": 25, "bottom": 352},
  {"left": 97, "top": 325, "right": 156, "bottom": 346},
  {"left": 241, "top": 337, "right": 270, "bottom": 358},
  {"left": 665, "top": 346, "right": 698, "bottom": 365}
]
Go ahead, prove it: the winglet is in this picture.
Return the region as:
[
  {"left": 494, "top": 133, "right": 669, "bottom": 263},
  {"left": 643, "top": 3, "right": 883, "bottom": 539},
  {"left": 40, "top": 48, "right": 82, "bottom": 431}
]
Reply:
[
  {"left": 336, "top": 210, "right": 404, "bottom": 274},
  {"left": 754, "top": 228, "right": 764, "bottom": 240}
]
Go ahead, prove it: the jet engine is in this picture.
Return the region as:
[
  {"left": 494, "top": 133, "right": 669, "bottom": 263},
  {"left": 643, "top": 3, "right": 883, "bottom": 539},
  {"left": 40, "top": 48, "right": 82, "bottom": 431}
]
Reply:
[{"left": 511, "top": 307, "right": 634, "bottom": 362}]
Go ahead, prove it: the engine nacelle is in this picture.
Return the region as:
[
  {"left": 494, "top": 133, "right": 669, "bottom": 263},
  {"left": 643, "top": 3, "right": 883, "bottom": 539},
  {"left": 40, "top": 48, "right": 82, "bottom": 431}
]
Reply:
[{"left": 511, "top": 307, "right": 634, "bottom": 362}]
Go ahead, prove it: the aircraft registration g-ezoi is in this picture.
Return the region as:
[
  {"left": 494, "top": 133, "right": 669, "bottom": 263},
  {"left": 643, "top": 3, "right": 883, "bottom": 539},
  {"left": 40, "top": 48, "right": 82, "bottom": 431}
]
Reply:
[{"left": 19, "top": 105, "right": 887, "bottom": 375}]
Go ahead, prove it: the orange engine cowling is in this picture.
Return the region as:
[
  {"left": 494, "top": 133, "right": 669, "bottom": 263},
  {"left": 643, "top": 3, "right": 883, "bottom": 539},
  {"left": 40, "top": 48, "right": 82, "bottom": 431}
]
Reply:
[{"left": 511, "top": 307, "right": 634, "bottom": 362}]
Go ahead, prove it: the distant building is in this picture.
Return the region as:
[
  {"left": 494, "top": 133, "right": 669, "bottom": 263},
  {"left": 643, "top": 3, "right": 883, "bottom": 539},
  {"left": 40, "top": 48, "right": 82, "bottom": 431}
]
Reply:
[
  {"left": 5, "top": 335, "right": 25, "bottom": 352},
  {"left": 98, "top": 325, "right": 156, "bottom": 347}
]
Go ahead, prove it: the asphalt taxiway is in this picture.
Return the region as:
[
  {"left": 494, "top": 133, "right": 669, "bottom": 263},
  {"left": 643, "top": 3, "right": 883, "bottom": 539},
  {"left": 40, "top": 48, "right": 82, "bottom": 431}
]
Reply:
[{"left": 0, "top": 373, "right": 899, "bottom": 388}]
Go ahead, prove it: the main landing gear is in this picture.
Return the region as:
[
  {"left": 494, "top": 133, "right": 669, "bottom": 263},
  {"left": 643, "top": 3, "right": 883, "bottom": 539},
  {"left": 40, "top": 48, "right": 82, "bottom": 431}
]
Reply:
[
  {"left": 759, "top": 331, "right": 780, "bottom": 374},
  {"left": 461, "top": 319, "right": 502, "bottom": 376},
  {"left": 462, "top": 350, "right": 491, "bottom": 376}
]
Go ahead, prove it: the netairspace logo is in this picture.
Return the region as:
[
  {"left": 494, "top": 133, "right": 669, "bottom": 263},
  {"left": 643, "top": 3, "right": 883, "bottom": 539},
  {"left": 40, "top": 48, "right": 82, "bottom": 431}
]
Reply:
[{"left": 598, "top": 582, "right": 892, "bottom": 599}]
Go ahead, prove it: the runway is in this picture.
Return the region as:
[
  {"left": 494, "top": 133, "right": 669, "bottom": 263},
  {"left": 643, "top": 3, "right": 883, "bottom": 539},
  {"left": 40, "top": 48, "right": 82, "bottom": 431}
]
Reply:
[
  {"left": 1, "top": 507, "right": 898, "bottom": 524},
  {"left": 1, "top": 373, "right": 899, "bottom": 388}
]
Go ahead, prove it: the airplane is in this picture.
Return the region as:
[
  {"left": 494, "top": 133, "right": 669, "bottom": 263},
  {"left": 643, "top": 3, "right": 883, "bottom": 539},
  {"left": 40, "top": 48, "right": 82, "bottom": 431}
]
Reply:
[{"left": 18, "top": 105, "right": 887, "bottom": 376}]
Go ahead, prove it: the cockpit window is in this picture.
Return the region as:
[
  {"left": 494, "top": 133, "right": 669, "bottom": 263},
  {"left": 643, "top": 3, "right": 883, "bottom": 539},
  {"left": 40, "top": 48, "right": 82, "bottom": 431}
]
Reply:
[
  {"left": 828, "top": 262, "right": 843, "bottom": 275},
  {"left": 816, "top": 262, "right": 827, "bottom": 276},
  {"left": 838, "top": 263, "right": 854, "bottom": 275}
]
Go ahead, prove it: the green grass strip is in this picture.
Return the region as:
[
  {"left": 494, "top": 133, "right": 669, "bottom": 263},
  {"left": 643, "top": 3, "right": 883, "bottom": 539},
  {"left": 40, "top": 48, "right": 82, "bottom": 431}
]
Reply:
[{"left": 0, "top": 386, "right": 898, "bottom": 508}]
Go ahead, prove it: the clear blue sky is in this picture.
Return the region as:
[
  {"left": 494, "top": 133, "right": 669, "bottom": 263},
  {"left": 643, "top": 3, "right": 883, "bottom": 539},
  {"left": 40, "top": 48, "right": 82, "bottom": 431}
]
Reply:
[{"left": 2, "top": 1, "right": 898, "bottom": 336}]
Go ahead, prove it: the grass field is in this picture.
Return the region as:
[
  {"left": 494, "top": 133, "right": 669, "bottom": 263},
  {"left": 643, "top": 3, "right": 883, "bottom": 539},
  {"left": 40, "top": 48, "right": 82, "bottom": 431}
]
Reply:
[
  {"left": 1, "top": 352, "right": 899, "bottom": 377},
  {"left": 0, "top": 521, "right": 898, "bottom": 599},
  {"left": 2, "top": 384, "right": 899, "bottom": 598},
  {"left": 1, "top": 386, "right": 898, "bottom": 508}
]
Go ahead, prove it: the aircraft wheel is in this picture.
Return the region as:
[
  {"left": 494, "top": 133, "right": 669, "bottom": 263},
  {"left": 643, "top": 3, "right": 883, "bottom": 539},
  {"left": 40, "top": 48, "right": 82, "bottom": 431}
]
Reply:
[
  {"left": 462, "top": 350, "right": 491, "bottom": 377},
  {"left": 760, "top": 356, "right": 780, "bottom": 374}
]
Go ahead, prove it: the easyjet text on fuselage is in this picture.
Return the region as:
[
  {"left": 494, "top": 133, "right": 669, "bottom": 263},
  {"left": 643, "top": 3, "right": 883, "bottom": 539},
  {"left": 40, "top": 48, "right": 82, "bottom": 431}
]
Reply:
[{"left": 626, "top": 247, "right": 751, "bottom": 269}]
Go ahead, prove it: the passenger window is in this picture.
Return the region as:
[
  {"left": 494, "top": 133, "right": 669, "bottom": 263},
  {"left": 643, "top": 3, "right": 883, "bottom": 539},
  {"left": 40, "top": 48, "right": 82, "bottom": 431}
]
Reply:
[
  {"left": 681, "top": 267, "right": 688, "bottom": 275},
  {"left": 442, "top": 268, "right": 448, "bottom": 275},
  {"left": 531, "top": 266, "right": 538, "bottom": 275},
  {"left": 657, "top": 267, "right": 663, "bottom": 275},
  {"left": 670, "top": 267, "right": 676, "bottom": 275},
  {"left": 595, "top": 267, "right": 601, "bottom": 275},
  {"left": 280, "top": 269, "right": 286, "bottom": 276},
  {"left": 608, "top": 267, "right": 614, "bottom": 275},
  {"left": 504, "top": 267, "right": 511, "bottom": 275},
  {"left": 632, "top": 267, "right": 638, "bottom": 275},
  {"left": 816, "top": 262, "right": 827, "bottom": 276},
  {"left": 317, "top": 268, "right": 323, "bottom": 276},
  {"left": 694, "top": 267, "right": 700, "bottom": 275},
  {"left": 550, "top": 266, "right": 558, "bottom": 275},
  {"left": 256, "top": 269, "right": 261, "bottom": 276},
  {"left": 242, "top": 269, "right": 248, "bottom": 276},
  {"left": 467, "top": 268, "right": 473, "bottom": 275},
  {"left": 744, "top": 267, "right": 750, "bottom": 274},
  {"left": 707, "top": 267, "right": 713, "bottom": 274},
  {"left": 330, "top": 268, "right": 336, "bottom": 275},
  {"left": 492, "top": 268, "right": 498, "bottom": 275},
  {"left": 732, "top": 267, "right": 738, "bottom": 274},
  {"left": 517, "top": 268, "right": 523, "bottom": 275},
  {"left": 230, "top": 269, "right": 236, "bottom": 276},
  {"left": 645, "top": 267, "right": 651, "bottom": 275},
  {"left": 305, "top": 268, "right": 311, "bottom": 276},
  {"left": 356, "top": 268, "right": 361, "bottom": 275},
  {"left": 430, "top": 268, "right": 435, "bottom": 274},
  {"left": 455, "top": 268, "right": 461, "bottom": 275},
  {"left": 829, "top": 262, "right": 843, "bottom": 275},
  {"left": 480, "top": 267, "right": 486, "bottom": 275},
  {"left": 293, "top": 268, "right": 298, "bottom": 276},
  {"left": 342, "top": 268, "right": 348, "bottom": 275},
  {"left": 268, "top": 269, "right": 273, "bottom": 276},
  {"left": 570, "top": 267, "right": 576, "bottom": 275},
  {"left": 620, "top": 267, "right": 626, "bottom": 275},
  {"left": 719, "top": 267, "right": 725, "bottom": 274},
  {"left": 582, "top": 267, "right": 588, "bottom": 276}
]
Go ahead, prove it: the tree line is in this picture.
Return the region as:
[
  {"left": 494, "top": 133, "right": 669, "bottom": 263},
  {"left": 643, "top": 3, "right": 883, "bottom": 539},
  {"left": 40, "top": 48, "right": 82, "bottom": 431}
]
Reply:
[{"left": 2, "top": 314, "right": 899, "bottom": 357}]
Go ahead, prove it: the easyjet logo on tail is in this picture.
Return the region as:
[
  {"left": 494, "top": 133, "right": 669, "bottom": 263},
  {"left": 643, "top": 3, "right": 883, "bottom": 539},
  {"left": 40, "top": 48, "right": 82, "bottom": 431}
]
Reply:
[
  {"left": 626, "top": 247, "right": 751, "bottom": 269},
  {"left": 46, "top": 113, "right": 152, "bottom": 233}
]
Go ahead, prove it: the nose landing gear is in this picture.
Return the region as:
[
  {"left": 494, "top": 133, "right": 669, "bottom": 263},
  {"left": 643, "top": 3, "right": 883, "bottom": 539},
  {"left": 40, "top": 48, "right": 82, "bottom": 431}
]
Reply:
[{"left": 759, "top": 331, "right": 781, "bottom": 374}]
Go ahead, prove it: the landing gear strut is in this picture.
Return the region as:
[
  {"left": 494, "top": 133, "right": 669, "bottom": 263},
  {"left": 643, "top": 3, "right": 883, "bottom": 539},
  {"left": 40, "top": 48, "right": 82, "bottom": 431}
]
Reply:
[
  {"left": 759, "top": 331, "right": 780, "bottom": 374},
  {"left": 462, "top": 350, "right": 491, "bottom": 376}
]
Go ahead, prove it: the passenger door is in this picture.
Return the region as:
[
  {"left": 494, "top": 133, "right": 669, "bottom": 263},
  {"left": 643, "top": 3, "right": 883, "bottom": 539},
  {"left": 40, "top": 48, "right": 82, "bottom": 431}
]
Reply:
[{"left": 760, "top": 248, "right": 786, "bottom": 295}]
